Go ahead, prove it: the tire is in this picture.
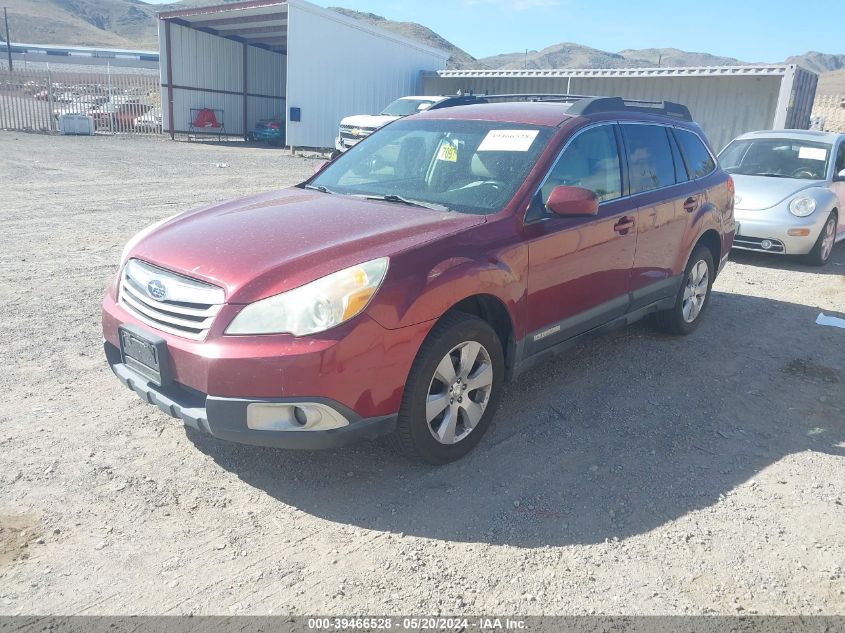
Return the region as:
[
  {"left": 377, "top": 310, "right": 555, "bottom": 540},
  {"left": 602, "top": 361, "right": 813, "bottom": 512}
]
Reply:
[
  {"left": 393, "top": 312, "right": 504, "bottom": 465},
  {"left": 653, "top": 245, "right": 715, "bottom": 335},
  {"left": 803, "top": 212, "right": 837, "bottom": 267}
]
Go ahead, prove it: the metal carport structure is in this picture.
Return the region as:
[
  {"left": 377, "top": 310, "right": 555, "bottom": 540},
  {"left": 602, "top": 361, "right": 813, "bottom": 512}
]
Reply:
[{"left": 158, "top": 0, "right": 449, "bottom": 148}]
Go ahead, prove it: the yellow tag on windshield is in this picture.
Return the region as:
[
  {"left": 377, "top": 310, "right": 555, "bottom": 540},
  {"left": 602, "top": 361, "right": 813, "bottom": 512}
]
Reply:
[{"left": 437, "top": 142, "right": 458, "bottom": 162}]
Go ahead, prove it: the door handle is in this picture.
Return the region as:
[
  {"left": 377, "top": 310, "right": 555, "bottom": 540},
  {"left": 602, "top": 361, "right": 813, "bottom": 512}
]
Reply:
[
  {"left": 683, "top": 196, "right": 701, "bottom": 213},
  {"left": 614, "top": 216, "right": 635, "bottom": 235}
]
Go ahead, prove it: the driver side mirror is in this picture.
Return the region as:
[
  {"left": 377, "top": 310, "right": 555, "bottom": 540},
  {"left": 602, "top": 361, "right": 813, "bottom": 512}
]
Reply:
[{"left": 546, "top": 185, "right": 599, "bottom": 217}]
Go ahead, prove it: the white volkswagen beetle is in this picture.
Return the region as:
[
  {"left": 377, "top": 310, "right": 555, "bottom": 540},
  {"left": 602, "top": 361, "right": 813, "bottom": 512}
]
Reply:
[{"left": 719, "top": 130, "right": 845, "bottom": 266}]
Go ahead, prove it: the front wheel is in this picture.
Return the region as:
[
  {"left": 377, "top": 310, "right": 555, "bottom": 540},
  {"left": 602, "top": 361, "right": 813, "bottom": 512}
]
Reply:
[
  {"left": 393, "top": 313, "right": 504, "bottom": 464},
  {"left": 653, "top": 245, "right": 715, "bottom": 335},
  {"left": 804, "top": 213, "right": 837, "bottom": 267}
]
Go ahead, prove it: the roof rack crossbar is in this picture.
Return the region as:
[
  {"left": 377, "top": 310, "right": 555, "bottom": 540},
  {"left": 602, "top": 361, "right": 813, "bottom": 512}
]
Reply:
[{"left": 469, "top": 93, "right": 693, "bottom": 121}]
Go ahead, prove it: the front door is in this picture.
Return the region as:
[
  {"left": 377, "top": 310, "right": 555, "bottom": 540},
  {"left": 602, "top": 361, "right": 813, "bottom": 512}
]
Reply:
[{"left": 524, "top": 123, "right": 637, "bottom": 355}]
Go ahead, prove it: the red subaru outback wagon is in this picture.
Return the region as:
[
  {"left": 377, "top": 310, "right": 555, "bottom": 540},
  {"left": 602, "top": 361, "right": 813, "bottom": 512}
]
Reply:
[{"left": 103, "top": 96, "right": 735, "bottom": 464}]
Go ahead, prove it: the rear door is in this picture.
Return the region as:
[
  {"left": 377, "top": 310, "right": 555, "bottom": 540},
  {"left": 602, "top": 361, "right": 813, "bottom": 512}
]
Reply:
[
  {"left": 524, "top": 123, "right": 637, "bottom": 355},
  {"left": 620, "top": 123, "right": 701, "bottom": 309}
]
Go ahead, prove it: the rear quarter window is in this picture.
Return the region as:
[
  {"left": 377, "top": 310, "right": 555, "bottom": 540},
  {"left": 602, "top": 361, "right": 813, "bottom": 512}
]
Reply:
[{"left": 675, "top": 128, "right": 716, "bottom": 178}]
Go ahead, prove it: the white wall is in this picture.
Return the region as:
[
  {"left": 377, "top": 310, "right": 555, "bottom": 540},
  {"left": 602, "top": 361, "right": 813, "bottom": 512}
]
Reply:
[
  {"left": 160, "top": 21, "right": 285, "bottom": 136},
  {"left": 285, "top": 1, "right": 448, "bottom": 148}
]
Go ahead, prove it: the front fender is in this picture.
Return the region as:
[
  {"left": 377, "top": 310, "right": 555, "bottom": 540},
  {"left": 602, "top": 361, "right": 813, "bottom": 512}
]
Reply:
[
  {"left": 366, "top": 241, "right": 526, "bottom": 336},
  {"left": 799, "top": 187, "right": 839, "bottom": 215}
]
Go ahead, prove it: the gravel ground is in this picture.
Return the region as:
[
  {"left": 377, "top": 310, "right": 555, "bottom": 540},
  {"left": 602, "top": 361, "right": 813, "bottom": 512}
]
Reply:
[{"left": 1, "top": 132, "right": 844, "bottom": 616}]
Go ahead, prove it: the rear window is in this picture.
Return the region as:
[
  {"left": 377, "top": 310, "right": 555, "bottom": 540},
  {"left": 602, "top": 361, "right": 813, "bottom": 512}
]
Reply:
[
  {"left": 675, "top": 129, "right": 716, "bottom": 178},
  {"left": 620, "top": 124, "right": 676, "bottom": 194}
]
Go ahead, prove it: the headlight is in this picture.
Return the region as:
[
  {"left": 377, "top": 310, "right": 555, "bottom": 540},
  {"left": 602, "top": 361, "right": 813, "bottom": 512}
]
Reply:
[
  {"left": 226, "top": 258, "right": 389, "bottom": 336},
  {"left": 788, "top": 196, "right": 816, "bottom": 217},
  {"left": 120, "top": 214, "right": 179, "bottom": 263}
]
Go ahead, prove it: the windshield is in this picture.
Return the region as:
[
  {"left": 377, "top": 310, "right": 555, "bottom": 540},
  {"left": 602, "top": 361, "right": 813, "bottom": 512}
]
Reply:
[
  {"left": 309, "top": 119, "right": 555, "bottom": 215},
  {"left": 719, "top": 138, "right": 831, "bottom": 180},
  {"left": 380, "top": 98, "right": 438, "bottom": 117}
]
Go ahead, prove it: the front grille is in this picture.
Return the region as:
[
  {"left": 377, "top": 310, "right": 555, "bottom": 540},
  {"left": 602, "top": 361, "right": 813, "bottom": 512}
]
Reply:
[
  {"left": 119, "top": 259, "right": 225, "bottom": 340},
  {"left": 733, "top": 236, "right": 786, "bottom": 254},
  {"left": 339, "top": 125, "right": 375, "bottom": 141}
]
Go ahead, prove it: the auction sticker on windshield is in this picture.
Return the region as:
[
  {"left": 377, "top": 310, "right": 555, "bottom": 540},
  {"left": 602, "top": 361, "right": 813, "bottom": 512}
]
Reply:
[
  {"left": 798, "top": 146, "right": 827, "bottom": 161},
  {"left": 478, "top": 129, "right": 539, "bottom": 152}
]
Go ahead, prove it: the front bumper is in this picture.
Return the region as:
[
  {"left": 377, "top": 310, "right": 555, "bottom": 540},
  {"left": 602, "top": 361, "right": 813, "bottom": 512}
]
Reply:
[
  {"left": 102, "top": 289, "right": 434, "bottom": 448},
  {"left": 732, "top": 209, "right": 825, "bottom": 255},
  {"left": 106, "top": 341, "right": 396, "bottom": 449}
]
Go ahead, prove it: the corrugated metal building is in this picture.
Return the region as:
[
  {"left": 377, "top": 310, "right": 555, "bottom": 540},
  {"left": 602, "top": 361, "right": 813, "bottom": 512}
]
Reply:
[
  {"left": 423, "top": 65, "right": 818, "bottom": 151},
  {"left": 158, "top": 0, "right": 448, "bottom": 148}
]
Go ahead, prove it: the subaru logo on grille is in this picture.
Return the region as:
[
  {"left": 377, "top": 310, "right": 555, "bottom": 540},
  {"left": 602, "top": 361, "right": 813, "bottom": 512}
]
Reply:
[{"left": 147, "top": 279, "right": 167, "bottom": 301}]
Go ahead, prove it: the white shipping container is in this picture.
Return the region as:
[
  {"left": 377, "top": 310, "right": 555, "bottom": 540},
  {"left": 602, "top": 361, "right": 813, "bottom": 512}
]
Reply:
[{"left": 422, "top": 65, "right": 819, "bottom": 151}]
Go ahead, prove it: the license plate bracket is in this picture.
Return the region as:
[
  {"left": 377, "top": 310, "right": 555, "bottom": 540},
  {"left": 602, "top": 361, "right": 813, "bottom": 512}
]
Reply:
[{"left": 118, "top": 324, "right": 172, "bottom": 387}]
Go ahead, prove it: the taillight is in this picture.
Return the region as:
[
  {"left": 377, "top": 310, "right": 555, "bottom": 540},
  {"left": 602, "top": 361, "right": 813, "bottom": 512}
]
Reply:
[
  {"left": 270, "top": 123, "right": 279, "bottom": 129},
  {"left": 727, "top": 175, "right": 735, "bottom": 195}
]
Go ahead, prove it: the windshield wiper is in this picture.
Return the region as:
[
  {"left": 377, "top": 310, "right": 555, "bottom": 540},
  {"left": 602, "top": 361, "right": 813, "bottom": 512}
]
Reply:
[
  {"left": 304, "top": 184, "right": 336, "bottom": 194},
  {"left": 355, "top": 194, "right": 450, "bottom": 212}
]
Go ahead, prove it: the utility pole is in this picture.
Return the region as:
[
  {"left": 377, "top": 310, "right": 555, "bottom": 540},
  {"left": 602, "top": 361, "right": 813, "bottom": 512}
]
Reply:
[{"left": 3, "top": 7, "right": 12, "bottom": 72}]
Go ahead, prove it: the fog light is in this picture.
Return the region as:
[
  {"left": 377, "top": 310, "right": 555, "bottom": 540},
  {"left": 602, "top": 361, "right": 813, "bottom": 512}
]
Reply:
[
  {"left": 787, "top": 228, "right": 811, "bottom": 237},
  {"left": 247, "top": 403, "right": 348, "bottom": 432},
  {"left": 761, "top": 239, "right": 773, "bottom": 250},
  {"left": 293, "top": 406, "right": 323, "bottom": 428},
  {"left": 293, "top": 406, "right": 308, "bottom": 426}
]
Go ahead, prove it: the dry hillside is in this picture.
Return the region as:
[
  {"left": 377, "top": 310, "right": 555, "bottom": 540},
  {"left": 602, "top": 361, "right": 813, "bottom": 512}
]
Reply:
[{"left": 3, "top": 0, "right": 158, "bottom": 49}]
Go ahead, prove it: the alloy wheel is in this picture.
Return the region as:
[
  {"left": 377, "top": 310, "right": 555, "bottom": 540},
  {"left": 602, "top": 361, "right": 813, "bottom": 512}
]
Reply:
[
  {"left": 682, "top": 260, "right": 709, "bottom": 323},
  {"left": 426, "top": 341, "right": 494, "bottom": 445},
  {"left": 821, "top": 217, "right": 837, "bottom": 262}
]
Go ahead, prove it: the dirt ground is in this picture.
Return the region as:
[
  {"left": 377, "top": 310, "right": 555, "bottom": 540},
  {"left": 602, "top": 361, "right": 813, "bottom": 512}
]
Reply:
[{"left": 0, "top": 132, "right": 844, "bottom": 616}]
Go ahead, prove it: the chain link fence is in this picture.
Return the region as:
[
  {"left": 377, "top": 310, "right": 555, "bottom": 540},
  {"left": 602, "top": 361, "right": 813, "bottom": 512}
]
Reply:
[{"left": 0, "top": 68, "right": 161, "bottom": 135}]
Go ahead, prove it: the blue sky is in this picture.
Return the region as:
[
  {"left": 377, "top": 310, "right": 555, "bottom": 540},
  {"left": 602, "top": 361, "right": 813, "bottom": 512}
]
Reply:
[{"left": 144, "top": 0, "right": 840, "bottom": 62}]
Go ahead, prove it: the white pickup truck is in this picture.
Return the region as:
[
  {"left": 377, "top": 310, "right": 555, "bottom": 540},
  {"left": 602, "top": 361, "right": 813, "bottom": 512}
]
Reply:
[{"left": 334, "top": 94, "right": 486, "bottom": 156}]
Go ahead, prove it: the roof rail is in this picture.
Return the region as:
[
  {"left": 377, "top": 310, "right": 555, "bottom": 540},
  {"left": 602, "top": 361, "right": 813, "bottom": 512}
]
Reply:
[
  {"left": 481, "top": 93, "right": 599, "bottom": 103},
  {"left": 478, "top": 93, "right": 693, "bottom": 121},
  {"left": 566, "top": 97, "right": 692, "bottom": 121}
]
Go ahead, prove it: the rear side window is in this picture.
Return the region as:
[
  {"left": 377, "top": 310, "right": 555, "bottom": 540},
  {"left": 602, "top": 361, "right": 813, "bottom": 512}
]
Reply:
[
  {"left": 620, "top": 124, "right": 676, "bottom": 194},
  {"left": 675, "top": 128, "right": 716, "bottom": 178}
]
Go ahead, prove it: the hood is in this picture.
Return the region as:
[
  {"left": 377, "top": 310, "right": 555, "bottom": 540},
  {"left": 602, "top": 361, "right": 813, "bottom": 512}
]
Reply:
[
  {"left": 732, "top": 174, "right": 827, "bottom": 210},
  {"left": 340, "top": 114, "right": 400, "bottom": 129},
  {"left": 130, "top": 188, "right": 484, "bottom": 304}
]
